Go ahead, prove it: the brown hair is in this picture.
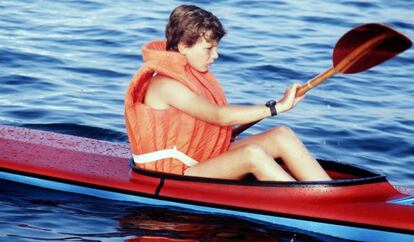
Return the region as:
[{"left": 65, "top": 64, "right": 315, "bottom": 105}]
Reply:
[{"left": 166, "top": 5, "right": 226, "bottom": 51}]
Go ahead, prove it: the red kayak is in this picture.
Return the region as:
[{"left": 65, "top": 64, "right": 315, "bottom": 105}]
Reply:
[{"left": 0, "top": 125, "right": 413, "bottom": 241}]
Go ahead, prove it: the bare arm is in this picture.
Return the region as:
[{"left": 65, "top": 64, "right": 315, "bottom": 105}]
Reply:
[{"left": 145, "top": 76, "right": 302, "bottom": 126}]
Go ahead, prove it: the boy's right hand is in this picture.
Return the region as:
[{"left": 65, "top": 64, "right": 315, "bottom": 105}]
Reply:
[{"left": 277, "top": 83, "right": 304, "bottom": 113}]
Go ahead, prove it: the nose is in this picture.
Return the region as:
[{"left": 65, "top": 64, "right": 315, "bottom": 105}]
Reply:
[{"left": 211, "top": 47, "right": 219, "bottom": 60}]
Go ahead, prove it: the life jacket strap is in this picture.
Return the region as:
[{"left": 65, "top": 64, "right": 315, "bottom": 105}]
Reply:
[{"left": 132, "top": 146, "right": 199, "bottom": 167}]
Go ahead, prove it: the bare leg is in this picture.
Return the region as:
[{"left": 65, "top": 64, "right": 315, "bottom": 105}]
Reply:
[
  {"left": 185, "top": 144, "right": 295, "bottom": 181},
  {"left": 230, "top": 126, "right": 331, "bottom": 181}
]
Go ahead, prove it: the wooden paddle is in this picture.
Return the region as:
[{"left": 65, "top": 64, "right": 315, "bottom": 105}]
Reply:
[{"left": 232, "top": 23, "right": 412, "bottom": 138}]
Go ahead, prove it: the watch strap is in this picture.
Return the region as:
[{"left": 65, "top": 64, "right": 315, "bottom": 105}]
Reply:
[
  {"left": 269, "top": 104, "right": 277, "bottom": 116},
  {"left": 265, "top": 100, "right": 277, "bottom": 117}
]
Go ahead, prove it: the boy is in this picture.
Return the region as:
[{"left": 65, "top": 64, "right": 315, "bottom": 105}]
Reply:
[{"left": 125, "top": 5, "right": 331, "bottom": 181}]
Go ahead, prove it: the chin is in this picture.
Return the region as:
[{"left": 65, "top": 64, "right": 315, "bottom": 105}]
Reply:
[
  {"left": 196, "top": 67, "right": 209, "bottom": 73},
  {"left": 190, "top": 63, "right": 209, "bottom": 73}
]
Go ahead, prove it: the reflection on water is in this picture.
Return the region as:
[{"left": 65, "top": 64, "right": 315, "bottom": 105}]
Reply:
[{"left": 120, "top": 207, "right": 335, "bottom": 242}]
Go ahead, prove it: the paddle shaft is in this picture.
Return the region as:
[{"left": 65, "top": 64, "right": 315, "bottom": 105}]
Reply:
[{"left": 296, "top": 67, "right": 336, "bottom": 97}]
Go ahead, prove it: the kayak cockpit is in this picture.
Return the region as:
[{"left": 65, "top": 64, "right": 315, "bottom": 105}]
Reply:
[{"left": 129, "top": 158, "right": 387, "bottom": 186}]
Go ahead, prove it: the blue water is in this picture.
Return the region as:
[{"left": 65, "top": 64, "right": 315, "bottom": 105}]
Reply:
[{"left": 1, "top": 0, "right": 413, "bottom": 241}]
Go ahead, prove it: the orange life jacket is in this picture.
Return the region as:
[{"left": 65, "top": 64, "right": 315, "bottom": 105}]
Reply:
[{"left": 124, "top": 40, "right": 232, "bottom": 175}]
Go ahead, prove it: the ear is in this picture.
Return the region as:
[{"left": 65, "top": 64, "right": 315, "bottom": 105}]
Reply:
[{"left": 177, "top": 42, "right": 188, "bottom": 55}]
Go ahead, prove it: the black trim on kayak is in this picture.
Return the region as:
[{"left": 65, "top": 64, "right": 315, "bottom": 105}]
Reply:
[
  {"left": 0, "top": 166, "right": 413, "bottom": 236},
  {"left": 155, "top": 177, "right": 165, "bottom": 196},
  {"left": 129, "top": 159, "right": 388, "bottom": 187}
]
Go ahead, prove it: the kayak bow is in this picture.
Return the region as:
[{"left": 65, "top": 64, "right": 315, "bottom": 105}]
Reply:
[{"left": 0, "top": 125, "right": 413, "bottom": 242}]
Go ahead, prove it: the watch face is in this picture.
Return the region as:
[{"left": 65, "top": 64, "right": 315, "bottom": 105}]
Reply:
[{"left": 266, "top": 100, "right": 276, "bottom": 107}]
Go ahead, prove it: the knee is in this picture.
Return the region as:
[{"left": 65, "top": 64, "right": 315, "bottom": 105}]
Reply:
[
  {"left": 241, "top": 143, "right": 265, "bottom": 156},
  {"left": 269, "top": 126, "right": 296, "bottom": 141},
  {"left": 240, "top": 144, "right": 268, "bottom": 168}
]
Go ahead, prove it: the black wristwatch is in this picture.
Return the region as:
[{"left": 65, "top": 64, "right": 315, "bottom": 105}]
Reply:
[{"left": 265, "top": 99, "right": 277, "bottom": 117}]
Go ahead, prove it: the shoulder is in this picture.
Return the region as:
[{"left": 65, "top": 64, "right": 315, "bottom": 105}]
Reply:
[
  {"left": 145, "top": 74, "right": 195, "bottom": 108},
  {"left": 149, "top": 74, "right": 190, "bottom": 93},
  {"left": 151, "top": 74, "right": 177, "bottom": 86}
]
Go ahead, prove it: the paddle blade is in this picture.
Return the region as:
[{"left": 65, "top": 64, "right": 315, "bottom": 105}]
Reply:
[{"left": 333, "top": 23, "right": 412, "bottom": 74}]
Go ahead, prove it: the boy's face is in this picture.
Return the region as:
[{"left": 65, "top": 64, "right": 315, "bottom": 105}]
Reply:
[{"left": 179, "top": 37, "right": 219, "bottom": 73}]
